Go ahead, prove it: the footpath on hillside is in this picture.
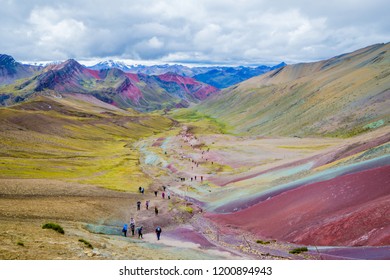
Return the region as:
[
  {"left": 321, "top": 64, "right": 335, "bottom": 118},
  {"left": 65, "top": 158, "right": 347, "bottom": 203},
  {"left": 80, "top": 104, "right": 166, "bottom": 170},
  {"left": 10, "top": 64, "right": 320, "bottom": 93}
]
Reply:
[{"left": 128, "top": 125, "right": 315, "bottom": 260}]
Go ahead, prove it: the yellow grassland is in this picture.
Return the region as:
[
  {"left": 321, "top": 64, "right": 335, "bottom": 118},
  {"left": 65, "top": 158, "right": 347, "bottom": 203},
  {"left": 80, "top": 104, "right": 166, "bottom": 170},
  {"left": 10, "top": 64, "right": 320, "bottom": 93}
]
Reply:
[{"left": 0, "top": 96, "right": 173, "bottom": 191}]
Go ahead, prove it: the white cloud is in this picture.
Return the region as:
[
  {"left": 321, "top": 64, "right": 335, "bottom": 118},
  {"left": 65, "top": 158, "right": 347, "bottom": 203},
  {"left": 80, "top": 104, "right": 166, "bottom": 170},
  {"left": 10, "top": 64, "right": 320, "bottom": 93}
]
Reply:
[
  {"left": 26, "top": 7, "right": 88, "bottom": 59},
  {"left": 0, "top": 0, "right": 389, "bottom": 65},
  {"left": 194, "top": 24, "right": 222, "bottom": 51},
  {"left": 147, "top": 37, "right": 164, "bottom": 49}
]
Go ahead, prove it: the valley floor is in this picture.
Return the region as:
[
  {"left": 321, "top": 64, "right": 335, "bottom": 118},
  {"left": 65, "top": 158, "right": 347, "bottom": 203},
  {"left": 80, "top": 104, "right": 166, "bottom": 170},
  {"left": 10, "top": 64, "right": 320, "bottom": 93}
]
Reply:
[
  {"left": 1, "top": 122, "right": 389, "bottom": 260},
  {"left": 0, "top": 178, "right": 302, "bottom": 260}
]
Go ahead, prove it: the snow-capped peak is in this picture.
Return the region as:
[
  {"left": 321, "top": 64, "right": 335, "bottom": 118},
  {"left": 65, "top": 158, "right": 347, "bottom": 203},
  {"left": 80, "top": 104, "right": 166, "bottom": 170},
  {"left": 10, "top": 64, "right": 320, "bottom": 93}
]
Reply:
[{"left": 89, "top": 60, "right": 132, "bottom": 71}]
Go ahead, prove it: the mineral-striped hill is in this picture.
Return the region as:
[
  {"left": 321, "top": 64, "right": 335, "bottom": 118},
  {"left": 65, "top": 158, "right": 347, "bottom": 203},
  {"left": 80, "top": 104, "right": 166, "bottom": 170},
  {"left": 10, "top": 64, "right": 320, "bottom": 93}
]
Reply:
[
  {"left": 1, "top": 43, "right": 389, "bottom": 260},
  {"left": 0, "top": 58, "right": 219, "bottom": 111},
  {"left": 196, "top": 43, "right": 390, "bottom": 137}
]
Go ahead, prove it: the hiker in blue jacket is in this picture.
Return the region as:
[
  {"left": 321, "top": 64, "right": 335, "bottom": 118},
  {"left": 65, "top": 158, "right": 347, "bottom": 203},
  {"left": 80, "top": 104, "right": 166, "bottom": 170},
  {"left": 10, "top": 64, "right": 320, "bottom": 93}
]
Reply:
[
  {"left": 122, "top": 224, "right": 128, "bottom": 237},
  {"left": 155, "top": 226, "right": 162, "bottom": 240}
]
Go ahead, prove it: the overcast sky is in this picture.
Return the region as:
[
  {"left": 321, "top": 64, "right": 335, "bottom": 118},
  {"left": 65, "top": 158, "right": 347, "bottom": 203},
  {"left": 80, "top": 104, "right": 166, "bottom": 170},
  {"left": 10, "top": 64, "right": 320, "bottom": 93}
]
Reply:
[{"left": 0, "top": 0, "right": 389, "bottom": 66}]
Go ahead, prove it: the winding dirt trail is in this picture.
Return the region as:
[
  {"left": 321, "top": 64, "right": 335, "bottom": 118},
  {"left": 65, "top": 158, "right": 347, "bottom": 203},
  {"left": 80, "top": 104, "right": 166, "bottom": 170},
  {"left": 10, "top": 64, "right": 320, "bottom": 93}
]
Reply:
[
  {"left": 1, "top": 124, "right": 388, "bottom": 259},
  {"left": 133, "top": 125, "right": 390, "bottom": 259},
  {"left": 130, "top": 126, "right": 321, "bottom": 260}
]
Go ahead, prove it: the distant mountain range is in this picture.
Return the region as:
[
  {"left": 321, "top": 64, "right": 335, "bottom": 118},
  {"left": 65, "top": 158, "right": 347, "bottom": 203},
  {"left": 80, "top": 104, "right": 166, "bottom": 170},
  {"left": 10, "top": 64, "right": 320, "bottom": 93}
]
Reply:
[
  {"left": 89, "top": 61, "right": 286, "bottom": 88},
  {"left": 0, "top": 57, "right": 219, "bottom": 111},
  {"left": 196, "top": 43, "right": 390, "bottom": 137},
  {"left": 0, "top": 55, "right": 286, "bottom": 111},
  {"left": 89, "top": 61, "right": 196, "bottom": 76},
  {"left": 2, "top": 42, "right": 388, "bottom": 129},
  {"left": 192, "top": 63, "right": 286, "bottom": 88}
]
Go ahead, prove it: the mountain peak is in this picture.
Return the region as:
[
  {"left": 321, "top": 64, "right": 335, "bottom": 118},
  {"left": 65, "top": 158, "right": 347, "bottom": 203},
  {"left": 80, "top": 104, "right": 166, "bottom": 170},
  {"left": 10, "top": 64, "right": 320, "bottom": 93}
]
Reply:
[
  {"left": 63, "top": 58, "right": 82, "bottom": 68},
  {"left": 48, "top": 58, "right": 84, "bottom": 73},
  {"left": 89, "top": 60, "right": 131, "bottom": 71},
  {"left": 0, "top": 54, "right": 23, "bottom": 77},
  {"left": 0, "top": 54, "right": 19, "bottom": 76},
  {"left": 275, "top": 62, "right": 287, "bottom": 68},
  {"left": 0, "top": 54, "right": 35, "bottom": 80},
  {"left": 0, "top": 54, "right": 17, "bottom": 67}
]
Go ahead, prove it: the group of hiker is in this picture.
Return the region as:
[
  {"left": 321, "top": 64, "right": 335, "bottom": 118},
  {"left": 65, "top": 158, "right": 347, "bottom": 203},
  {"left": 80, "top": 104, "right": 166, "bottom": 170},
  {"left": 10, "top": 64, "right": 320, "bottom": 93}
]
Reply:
[
  {"left": 122, "top": 185, "right": 169, "bottom": 240},
  {"left": 122, "top": 217, "right": 147, "bottom": 239},
  {"left": 122, "top": 217, "right": 162, "bottom": 241},
  {"left": 190, "top": 175, "right": 203, "bottom": 181},
  {"left": 133, "top": 204, "right": 160, "bottom": 216},
  {"left": 120, "top": 128, "right": 212, "bottom": 242},
  {"left": 136, "top": 200, "right": 151, "bottom": 211},
  {"left": 122, "top": 217, "right": 138, "bottom": 238},
  {"left": 153, "top": 186, "right": 171, "bottom": 200},
  {"left": 178, "top": 130, "right": 213, "bottom": 183}
]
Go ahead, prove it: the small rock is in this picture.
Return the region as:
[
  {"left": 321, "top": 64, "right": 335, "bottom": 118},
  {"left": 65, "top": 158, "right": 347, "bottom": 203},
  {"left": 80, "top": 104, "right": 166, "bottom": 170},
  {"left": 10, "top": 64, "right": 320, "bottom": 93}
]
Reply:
[{"left": 92, "top": 249, "right": 100, "bottom": 256}]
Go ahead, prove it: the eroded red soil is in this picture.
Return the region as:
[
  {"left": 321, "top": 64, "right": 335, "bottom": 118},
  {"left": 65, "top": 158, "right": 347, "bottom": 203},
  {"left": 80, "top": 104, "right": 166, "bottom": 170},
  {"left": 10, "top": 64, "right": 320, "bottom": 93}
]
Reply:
[{"left": 207, "top": 165, "right": 390, "bottom": 246}]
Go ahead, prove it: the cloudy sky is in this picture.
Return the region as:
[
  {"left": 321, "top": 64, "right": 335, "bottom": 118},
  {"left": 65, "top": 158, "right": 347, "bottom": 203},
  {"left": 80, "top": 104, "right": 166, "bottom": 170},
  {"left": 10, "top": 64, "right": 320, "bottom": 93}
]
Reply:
[{"left": 0, "top": 0, "right": 389, "bottom": 66}]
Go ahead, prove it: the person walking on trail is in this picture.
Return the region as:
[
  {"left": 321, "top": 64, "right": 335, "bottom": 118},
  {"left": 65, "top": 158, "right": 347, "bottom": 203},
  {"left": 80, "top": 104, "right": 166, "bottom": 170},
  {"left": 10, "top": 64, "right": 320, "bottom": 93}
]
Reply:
[
  {"left": 141, "top": 187, "right": 145, "bottom": 194},
  {"left": 130, "top": 218, "right": 135, "bottom": 236},
  {"left": 146, "top": 200, "right": 150, "bottom": 210},
  {"left": 137, "top": 226, "right": 143, "bottom": 239},
  {"left": 155, "top": 206, "right": 159, "bottom": 216},
  {"left": 130, "top": 223, "right": 135, "bottom": 236},
  {"left": 137, "top": 201, "right": 141, "bottom": 210},
  {"left": 167, "top": 191, "right": 171, "bottom": 199},
  {"left": 155, "top": 226, "right": 162, "bottom": 240},
  {"left": 162, "top": 192, "right": 165, "bottom": 199},
  {"left": 122, "top": 224, "right": 128, "bottom": 237},
  {"left": 163, "top": 186, "right": 166, "bottom": 191},
  {"left": 154, "top": 190, "right": 158, "bottom": 197}
]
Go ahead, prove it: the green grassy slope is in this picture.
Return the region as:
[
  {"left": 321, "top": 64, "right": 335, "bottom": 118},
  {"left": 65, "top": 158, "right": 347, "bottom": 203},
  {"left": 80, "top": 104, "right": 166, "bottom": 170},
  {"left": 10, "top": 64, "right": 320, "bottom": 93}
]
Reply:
[
  {"left": 0, "top": 95, "right": 173, "bottom": 191},
  {"left": 196, "top": 43, "right": 390, "bottom": 137}
]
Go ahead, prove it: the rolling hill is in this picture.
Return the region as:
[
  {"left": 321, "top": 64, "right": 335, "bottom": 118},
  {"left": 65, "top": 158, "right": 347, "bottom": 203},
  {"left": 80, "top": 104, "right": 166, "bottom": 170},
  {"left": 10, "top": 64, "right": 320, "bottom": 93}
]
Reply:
[
  {"left": 196, "top": 43, "right": 390, "bottom": 137},
  {"left": 0, "top": 93, "right": 174, "bottom": 190},
  {"left": 1, "top": 43, "right": 389, "bottom": 259}
]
